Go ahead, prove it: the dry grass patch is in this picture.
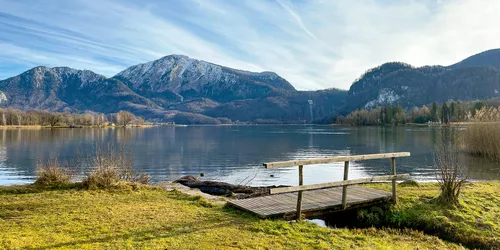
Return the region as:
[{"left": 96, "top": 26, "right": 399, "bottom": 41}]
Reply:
[
  {"left": 34, "top": 159, "right": 74, "bottom": 187},
  {"left": 463, "top": 122, "right": 500, "bottom": 162},
  {"left": 81, "top": 143, "right": 150, "bottom": 189},
  {"left": 463, "top": 107, "right": 500, "bottom": 162}
]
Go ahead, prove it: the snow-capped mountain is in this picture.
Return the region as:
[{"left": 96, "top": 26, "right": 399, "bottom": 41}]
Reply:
[
  {"left": 0, "top": 66, "right": 157, "bottom": 113},
  {"left": 114, "top": 55, "right": 296, "bottom": 106}
]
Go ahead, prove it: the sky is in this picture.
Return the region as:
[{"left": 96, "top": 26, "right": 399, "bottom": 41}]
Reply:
[{"left": 0, "top": 0, "right": 499, "bottom": 90}]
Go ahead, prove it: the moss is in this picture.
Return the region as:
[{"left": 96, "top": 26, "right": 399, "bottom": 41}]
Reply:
[
  {"left": 0, "top": 184, "right": 462, "bottom": 249},
  {"left": 398, "top": 179, "right": 419, "bottom": 187}
]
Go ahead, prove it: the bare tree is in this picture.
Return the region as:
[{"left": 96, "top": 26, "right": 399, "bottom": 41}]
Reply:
[
  {"left": 96, "top": 114, "right": 107, "bottom": 127},
  {"left": 65, "top": 113, "right": 76, "bottom": 127},
  {"left": 434, "top": 130, "right": 468, "bottom": 205},
  {"left": 1, "top": 111, "right": 5, "bottom": 126},
  {"left": 48, "top": 113, "right": 62, "bottom": 127},
  {"left": 136, "top": 117, "right": 145, "bottom": 126},
  {"left": 118, "top": 110, "right": 135, "bottom": 127}
]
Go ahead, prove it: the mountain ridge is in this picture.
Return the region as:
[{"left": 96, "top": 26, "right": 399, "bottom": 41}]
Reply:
[
  {"left": 2, "top": 49, "right": 500, "bottom": 123},
  {"left": 342, "top": 49, "right": 500, "bottom": 113},
  {"left": 0, "top": 66, "right": 159, "bottom": 114},
  {"left": 114, "top": 54, "right": 295, "bottom": 106}
]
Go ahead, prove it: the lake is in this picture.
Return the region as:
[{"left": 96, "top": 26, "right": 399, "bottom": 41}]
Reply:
[{"left": 0, "top": 125, "right": 499, "bottom": 186}]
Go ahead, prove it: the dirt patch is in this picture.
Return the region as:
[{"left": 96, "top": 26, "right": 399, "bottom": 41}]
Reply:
[{"left": 159, "top": 181, "right": 228, "bottom": 205}]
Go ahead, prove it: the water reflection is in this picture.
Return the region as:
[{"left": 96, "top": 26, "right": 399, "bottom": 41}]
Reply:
[{"left": 0, "top": 125, "right": 499, "bottom": 186}]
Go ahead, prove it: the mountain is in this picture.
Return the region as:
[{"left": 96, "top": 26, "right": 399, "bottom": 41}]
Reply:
[
  {"left": 342, "top": 49, "right": 500, "bottom": 113},
  {"left": 0, "top": 66, "right": 158, "bottom": 114},
  {"left": 114, "top": 55, "right": 296, "bottom": 106},
  {"left": 3, "top": 49, "right": 500, "bottom": 124},
  {"left": 449, "top": 49, "right": 500, "bottom": 70},
  {"left": 0, "top": 58, "right": 342, "bottom": 124},
  {"left": 112, "top": 55, "right": 343, "bottom": 123},
  {"left": 203, "top": 89, "right": 346, "bottom": 123}
]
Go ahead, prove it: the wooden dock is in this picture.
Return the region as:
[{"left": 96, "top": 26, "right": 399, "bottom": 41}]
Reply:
[
  {"left": 228, "top": 185, "right": 391, "bottom": 219},
  {"left": 229, "top": 152, "right": 411, "bottom": 220}
]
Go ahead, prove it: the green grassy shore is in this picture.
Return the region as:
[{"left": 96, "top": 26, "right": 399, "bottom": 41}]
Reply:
[{"left": 0, "top": 182, "right": 498, "bottom": 249}]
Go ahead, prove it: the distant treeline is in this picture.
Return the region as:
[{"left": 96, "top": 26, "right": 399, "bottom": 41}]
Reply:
[
  {"left": 0, "top": 108, "right": 144, "bottom": 127},
  {"left": 333, "top": 101, "right": 488, "bottom": 126}
]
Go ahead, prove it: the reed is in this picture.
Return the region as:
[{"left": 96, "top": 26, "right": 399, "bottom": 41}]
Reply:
[{"left": 463, "top": 107, "right": 500, "bottom": 162}]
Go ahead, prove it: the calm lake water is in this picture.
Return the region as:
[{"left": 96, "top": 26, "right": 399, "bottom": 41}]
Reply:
[{"left": 1, "top": 125, "right": 499, "bottom": 186}]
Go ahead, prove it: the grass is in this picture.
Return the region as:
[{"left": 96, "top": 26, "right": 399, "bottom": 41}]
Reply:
[
  {"left": 363, "top": 181, "right": 500, "bottom": 249},
  {"left": 0, "top": 184, "right": 464, "bottom": 250}
]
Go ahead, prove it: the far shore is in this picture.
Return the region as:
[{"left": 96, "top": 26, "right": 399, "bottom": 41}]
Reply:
[
  {"left": 1, "top": 122, "right": 497, "bottom": 129},
  {"left": 328, "top": 121, "right": 500, "bottom": 127},
  {"left": 0, "top": 124, "right": 157, "bottom": 129}
]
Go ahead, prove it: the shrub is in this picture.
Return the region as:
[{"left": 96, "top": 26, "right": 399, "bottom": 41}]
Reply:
[
  {"left": 133, "top": 173, "right": 151, "bottom": 185},
  {"left": 35, "top": 159, "right": 73, "bottom": 187},
  {"left": 81, "top": 143, "right": 149, "bottom": 189},
  {"left": 434, "top": 131, "right": 467, "bottom": 205}
]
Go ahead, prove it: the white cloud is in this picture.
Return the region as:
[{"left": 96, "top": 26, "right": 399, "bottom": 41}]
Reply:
[{"left": 1, "top": 0, "right": 499, "bottom": 90}]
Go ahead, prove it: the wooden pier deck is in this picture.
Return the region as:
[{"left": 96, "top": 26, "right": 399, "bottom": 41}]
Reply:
[
  {"left": 228, "top": 185, "right": 391, "bottom": 219},
  {"left": 229, "top": 152, "right": 411, "bottom": 220}
]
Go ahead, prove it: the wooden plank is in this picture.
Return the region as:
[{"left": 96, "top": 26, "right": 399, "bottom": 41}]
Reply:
[
  {"left": 263, "top": 152, "right": 411, "bottom": 168},
  {"left": 270, "top": 174, "right": 410, "bottom": 194},
  {"left": 341, "top": 161, "right": 349, "bottom": 209},
  {"left": 228, "top": 186, "right": 392, "bottom": 219},
  {"left": 392, "top": 157, "right": 397, "bottom": 204},
  {"left": 296, "top": 165, "right": 303, "bottom": 221}
]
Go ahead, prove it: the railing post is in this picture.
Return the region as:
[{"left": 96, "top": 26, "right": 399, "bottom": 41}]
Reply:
[
  {"left": 342, "top": 161, "right": 349, "bottom": 209},
  {"left": 296, "top": 165, "right": 304, "bottom": 221},
  {"left": 391, "top": 157, "right": 397, "bottom": 204}
]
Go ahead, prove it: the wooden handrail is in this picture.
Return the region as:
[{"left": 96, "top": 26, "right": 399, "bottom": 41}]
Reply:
[
  {"left": 270, "top": 174, "right": 410, "bottom": 194},
  {"left": 262, "top": 152, "right": 411, "bottom": 221},
  {"left": 263, "top": 152, "right": 411, "bottom": 168}
]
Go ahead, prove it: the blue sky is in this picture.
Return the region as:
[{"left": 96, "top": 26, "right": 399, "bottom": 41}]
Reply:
[{"left": 1, "top": 0, "right": 499, "bottom": 90}]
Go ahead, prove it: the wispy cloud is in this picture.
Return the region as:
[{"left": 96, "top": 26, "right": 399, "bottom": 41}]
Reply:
[
  {"left": 275, "top": 0, "right": 318, "bottom": 41},
  {"left": 1, "top": 0, "right": 499, "bottom": 90}
]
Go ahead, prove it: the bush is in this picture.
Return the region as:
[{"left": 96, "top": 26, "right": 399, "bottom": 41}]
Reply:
[
  {"left": 35, "top": 159, "right": 73, "bottom": 187},
  {"left": 434, "top": 131, "right": 467, "bottom": 205},
  {"left": 133, "top": 173, "right": 151, "bottom": 185},
  {"left": 81, "top": 143, "right": 150, "bottom": 189}
]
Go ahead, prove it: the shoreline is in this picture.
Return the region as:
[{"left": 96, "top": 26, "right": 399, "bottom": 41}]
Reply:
[
  {"left": 1, "top": 177, "right": 497, "bottom": 189},
  {"left": 328, "top": 121, "right": 500, "bottom": 127},
  {"left": 0, "top": 124, "right": 157, "bottom": 129}
]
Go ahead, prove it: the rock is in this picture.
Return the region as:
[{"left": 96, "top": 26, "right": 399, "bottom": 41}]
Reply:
[
  {"left": 173, "top": 175, "right": 290, "bottom": 199},
  {"left": 198, "top": 186, "right": 232, "bottom": 196}
]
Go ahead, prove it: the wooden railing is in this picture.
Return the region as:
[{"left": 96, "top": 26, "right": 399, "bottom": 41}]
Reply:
[{"left": 263, "top": 152, "right": 411, "bottom": 220}]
